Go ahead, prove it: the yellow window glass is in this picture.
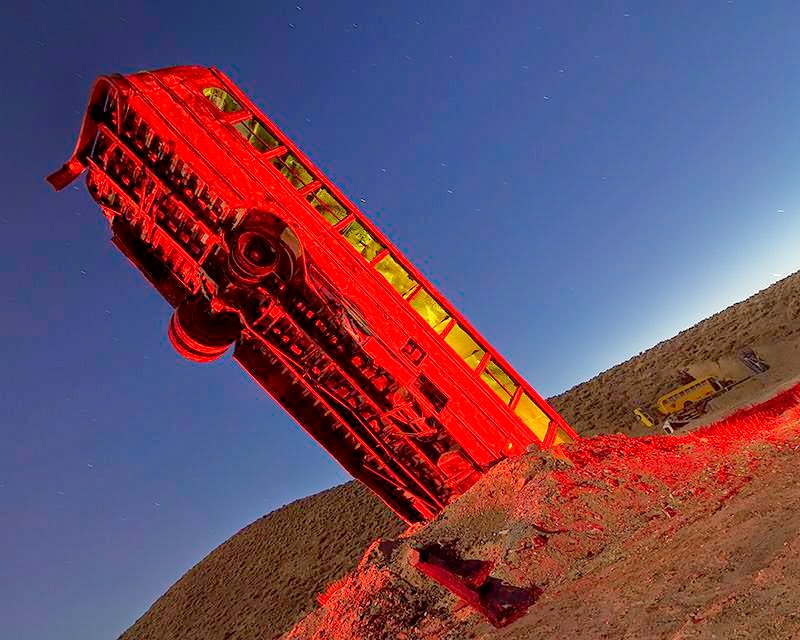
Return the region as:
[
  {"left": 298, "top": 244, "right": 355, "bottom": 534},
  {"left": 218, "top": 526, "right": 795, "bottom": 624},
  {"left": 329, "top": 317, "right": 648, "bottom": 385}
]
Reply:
[
  {"left": 480, "top": 359, "right": 518, "bottom": 404},
  {"left": 234, "top": 118, "right": 279, "bottom": 152},
  {"left": 553, "top": 427, "right": 573, "bottom": 446},
  {"left": 410, "top": 290, "right": 451, "bottom": 333},
  {"left": 307, "top": 187, "right": 348, "bottom": 224},
  {"left": 272, "top": 153, "right": 313, "bottom": 188},
  {"left": 375, "top": 254, "right": 418, "bottom": 298},
  {"left": 514, "top": 393, "right": 550, "bottom": 441},
  {"left": 341, "top": 220, "right": 383, "bottom": 261},
  {"left": 444, "top": 324, "right": 485, "bottom": 370},
  {"left": 203, "top": 87, "right": 241, "bottom": 113}
]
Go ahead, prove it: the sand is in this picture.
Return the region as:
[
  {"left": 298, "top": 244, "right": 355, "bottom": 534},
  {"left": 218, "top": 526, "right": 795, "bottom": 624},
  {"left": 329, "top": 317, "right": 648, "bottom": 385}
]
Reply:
[
  {"left": 283, "top": 387, "right": 800, "bottom": 639},
  {"left": 550, "top": 272, "right": 800, "bottom": 437},
  {"left": 116, "top": 271, "right": 800, "bottom": 640}
]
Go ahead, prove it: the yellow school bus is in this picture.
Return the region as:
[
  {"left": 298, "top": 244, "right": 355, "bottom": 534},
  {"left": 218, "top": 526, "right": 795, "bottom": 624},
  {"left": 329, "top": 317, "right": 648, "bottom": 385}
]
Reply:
[{"left": 656, "top": 376, "right": 725, "bottom": 416}]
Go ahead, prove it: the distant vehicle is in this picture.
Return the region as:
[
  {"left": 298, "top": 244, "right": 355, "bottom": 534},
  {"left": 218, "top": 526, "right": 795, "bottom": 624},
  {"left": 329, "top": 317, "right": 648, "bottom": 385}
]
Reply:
[
  {"left": 661, "top": 414, "right": 692, "bottom": 434},
  {"left": 740, "top": 350, "right": 770, "bottom": 374},
  {"left": 655, "top": 376, "right": 728, "bottom": 416},
  {"left": 633, "top": 407, "right": 656, "bottom": 429}
]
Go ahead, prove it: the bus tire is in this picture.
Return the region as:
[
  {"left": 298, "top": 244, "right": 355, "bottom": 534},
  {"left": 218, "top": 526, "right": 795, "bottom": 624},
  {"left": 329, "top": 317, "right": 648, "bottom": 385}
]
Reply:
[
  {"left": 168, "top": 297, "right": 241, "bottom": 363},
  {"left": 227, "top": 211, "right": 299, "bottom": 285}
]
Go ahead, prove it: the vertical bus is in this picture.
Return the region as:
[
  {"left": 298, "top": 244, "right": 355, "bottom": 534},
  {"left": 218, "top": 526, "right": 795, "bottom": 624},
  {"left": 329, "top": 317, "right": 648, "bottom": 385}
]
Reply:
[{"left": 49, "top": 66, "right": 577, "bottom": 523}]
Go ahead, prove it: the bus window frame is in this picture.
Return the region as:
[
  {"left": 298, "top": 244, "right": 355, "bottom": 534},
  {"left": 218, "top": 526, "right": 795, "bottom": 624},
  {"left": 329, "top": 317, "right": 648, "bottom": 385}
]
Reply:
[
  {"left": 202, "top": 69, "right": 572, "bottom": 444},
  {"left": 479, "top": 357, "right": 519, "bottom": 405},
  {"left": 306, "top": 186, "right": 349, "bottom": 225},
  {"left": 373, "top": 252, "right": 419, "bottom": 300},
  {"left": 233, "top": 116, "right": 282, "bottom": 154},
  {"left": 271, "top": 151, "right": 315, "bottom": 189},
  {"left": 408, "top": 288, "right": 452, "bottom": 335},
  {"left": 202, "top": 87, "right": 242, "bottom": 114}
]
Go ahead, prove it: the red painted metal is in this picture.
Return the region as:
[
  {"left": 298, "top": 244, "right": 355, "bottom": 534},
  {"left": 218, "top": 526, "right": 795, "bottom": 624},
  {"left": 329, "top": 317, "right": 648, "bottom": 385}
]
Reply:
[
  {"left": 48, "top": 66, "right": 578, "bottom": 523},
  {"left": 410, "top": 545, "right": 540, "bottom": 627}
]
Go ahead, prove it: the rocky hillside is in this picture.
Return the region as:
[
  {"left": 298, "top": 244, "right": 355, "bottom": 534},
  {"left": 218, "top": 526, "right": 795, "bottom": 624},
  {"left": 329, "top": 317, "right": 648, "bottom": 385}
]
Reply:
[
  {"left": 284, "top": 385, "right": 800, "bottom": 640},
  {"left": 550, "top": 272, "right": 800, "bottom": 437},
  {"left": 118, "top": 482, "right": 403, "bottom": 639},
  {"left": 118, "top": 272, "right": 800, "bottom": 640}
]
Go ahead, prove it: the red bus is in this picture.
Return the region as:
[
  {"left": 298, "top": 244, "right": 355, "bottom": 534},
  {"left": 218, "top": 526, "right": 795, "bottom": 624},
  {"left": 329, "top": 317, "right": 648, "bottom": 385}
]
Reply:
[{"left": 49, "top": 66, "right": 577, "bottom": 523}]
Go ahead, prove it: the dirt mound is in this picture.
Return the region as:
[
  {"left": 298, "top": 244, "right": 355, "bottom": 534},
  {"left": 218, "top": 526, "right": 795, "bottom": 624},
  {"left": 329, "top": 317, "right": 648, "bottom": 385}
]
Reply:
[
  {"left": 550, "top": 271, "right": 800, "bottom": 437},
  {"left": 116, "top": 273, "right": 800, "bottom": 639},
  {"left": 283, "top": 386, "right": 800, "bottom": 640},
  {"left": 118, "top": 481, "right": 404, "bottom": 640}
]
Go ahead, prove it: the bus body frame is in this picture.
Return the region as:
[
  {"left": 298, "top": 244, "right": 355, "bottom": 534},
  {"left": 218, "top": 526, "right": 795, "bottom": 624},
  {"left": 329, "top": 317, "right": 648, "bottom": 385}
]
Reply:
[{"left": 49, "top": 66, "right": 577, "bottom": 523}]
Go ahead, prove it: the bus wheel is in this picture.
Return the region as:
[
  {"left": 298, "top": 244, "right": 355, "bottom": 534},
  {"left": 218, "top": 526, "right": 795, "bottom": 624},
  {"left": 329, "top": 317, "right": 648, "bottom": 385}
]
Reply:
[
  {"left": 683, "top": 400, "right": 694, "bottom": 411},
  {"left": 227, "top": 212, "right": 298, "bottom": 285},
  {"left": 230, "top": 230, "right": 280, "bottom": 283},
  {"left": 168, "top": 297, "right": 242, "bottom": 363}
]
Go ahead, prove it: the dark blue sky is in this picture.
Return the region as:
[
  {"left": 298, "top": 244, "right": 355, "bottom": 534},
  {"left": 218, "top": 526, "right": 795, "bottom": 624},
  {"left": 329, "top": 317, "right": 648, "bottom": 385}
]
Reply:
[{"left": 1, "top": 2, "right": 798, "bottom": 638}]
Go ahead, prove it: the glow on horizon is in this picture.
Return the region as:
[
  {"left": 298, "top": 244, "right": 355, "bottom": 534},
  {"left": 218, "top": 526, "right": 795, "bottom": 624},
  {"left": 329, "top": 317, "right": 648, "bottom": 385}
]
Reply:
[{"left": 555, "top": 210, "right": 799, "bottom": 396}]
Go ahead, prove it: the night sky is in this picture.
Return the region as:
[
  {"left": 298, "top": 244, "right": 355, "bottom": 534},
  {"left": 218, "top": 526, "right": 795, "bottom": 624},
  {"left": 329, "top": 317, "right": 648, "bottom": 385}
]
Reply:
[{"left": 2, "top": 2, "right": 799, "bottom": 638}]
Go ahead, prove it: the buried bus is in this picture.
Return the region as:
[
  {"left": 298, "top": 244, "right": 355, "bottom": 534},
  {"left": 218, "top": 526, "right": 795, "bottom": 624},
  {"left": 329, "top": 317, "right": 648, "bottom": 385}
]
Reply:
[
  {"left": 656, "top": 376, "right": 727, "bottom": 416},
  {"left": 48, "top": 66, "right": 577, "bottom": 523}
]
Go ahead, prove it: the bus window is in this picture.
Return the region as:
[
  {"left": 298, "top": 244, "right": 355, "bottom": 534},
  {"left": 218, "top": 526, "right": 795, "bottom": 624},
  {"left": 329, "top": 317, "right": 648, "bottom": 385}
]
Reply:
[
  {"left": 234, "top": 118, "right": 279, "bottom": 152},
  {"left": 553, "top": 428, "right": 573, "bottom": 446},
  {"left": 514, "top": 393, "right": 549, "bottom": 441},
  {"left": 481, "top": 359, "right": 518, "bottom": 404},
  {"left": 272, "top": 153, "right": 313, "bottom": 188},
  {"left": 307, "top": 188, "right": 347, "bottom": 225},
  {"left": 341, "top": 220, "right": 383, "bottom": 261},
  {"left": 444, "top": 324, "right": 485, "bottom": 370},
  {"left": 203, "top": 87, "right": 241, "bottom": 113},
  {"left": 410, "top": 290, "right": 451, "bottom": 333},
  {"left": 375, "top": 254, "right": 418, "bottom": 298}
]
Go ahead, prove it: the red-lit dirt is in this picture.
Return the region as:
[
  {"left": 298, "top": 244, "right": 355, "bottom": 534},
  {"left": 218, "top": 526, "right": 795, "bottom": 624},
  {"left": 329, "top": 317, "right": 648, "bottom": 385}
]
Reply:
[
  {"left": 118, "top": 482, "right": 404, "bottom": 640},
  {"left": 117, "top": 274, "right": 800, "bottom": 639},
  {"left": 282, "top": 385, "right": 800, "bottom": 640}
]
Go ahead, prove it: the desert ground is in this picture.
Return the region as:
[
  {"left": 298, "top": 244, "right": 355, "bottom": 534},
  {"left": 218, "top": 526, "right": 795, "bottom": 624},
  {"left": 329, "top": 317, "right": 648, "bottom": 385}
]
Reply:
[
  {"left": 283, "top": 385, "right": 800, "bottom": 640},
  {"left": 549, "top": 271, "right": 800, "bottom": 438},
  {"left": 118, "top": 271, "right": 800, "bottom": 640}
]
